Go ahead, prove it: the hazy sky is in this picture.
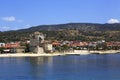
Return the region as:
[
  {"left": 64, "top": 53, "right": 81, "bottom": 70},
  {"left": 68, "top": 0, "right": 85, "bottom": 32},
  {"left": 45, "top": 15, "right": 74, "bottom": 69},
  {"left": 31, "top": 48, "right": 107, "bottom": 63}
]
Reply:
[{"left": 0, "top": 0, "right": 120, "bottom": 31}]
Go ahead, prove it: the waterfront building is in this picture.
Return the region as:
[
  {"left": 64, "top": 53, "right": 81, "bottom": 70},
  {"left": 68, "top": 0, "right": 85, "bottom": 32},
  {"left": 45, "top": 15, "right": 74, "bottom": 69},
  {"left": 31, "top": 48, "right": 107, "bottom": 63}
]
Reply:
[
  {"left": 44, "top": 43, "right": 53, "bottom": 53},
  {"left": 0, "top": 43, "right": 5, "bottom": 47},
  {"left": 52, "top": 40, "right": 61, "bottom": 47},
  {"left": 5, "top": 42, "right": 25, "bottom": 53},
  {"left": 106, "top": 42, "right": 120, "bottom": 50}
]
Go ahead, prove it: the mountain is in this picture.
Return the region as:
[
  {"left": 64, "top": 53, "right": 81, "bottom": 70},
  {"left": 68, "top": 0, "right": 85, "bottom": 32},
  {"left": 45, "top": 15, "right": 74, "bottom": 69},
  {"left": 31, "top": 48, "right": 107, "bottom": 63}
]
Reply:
[
  {"left": 18, "top": 23, "right": 120, "bottom": 32},
  {"left": 1, "top": 23, "right": 120, "bottom": 42}
]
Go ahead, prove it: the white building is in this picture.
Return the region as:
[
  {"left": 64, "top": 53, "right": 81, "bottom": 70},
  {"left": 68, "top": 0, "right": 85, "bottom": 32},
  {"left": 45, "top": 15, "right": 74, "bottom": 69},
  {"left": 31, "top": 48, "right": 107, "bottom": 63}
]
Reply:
[
  {"left": 0, "top": 43, "right": 5, "bottom": 47},
  {"left": 44, "top": 43, "right": 53, "bottom": 53}
]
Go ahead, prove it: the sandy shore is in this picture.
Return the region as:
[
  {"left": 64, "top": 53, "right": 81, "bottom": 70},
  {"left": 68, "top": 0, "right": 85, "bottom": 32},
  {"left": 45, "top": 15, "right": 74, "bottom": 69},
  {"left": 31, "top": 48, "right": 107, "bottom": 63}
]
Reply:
[
  {"left": 0, "top": 50, "right": 120, "bottom": 57},
  {"left": 75, "top": 50, "right": 120, "bottom": 54},
  {"left": 0, "top": 53, "right": 65, "bottom": 57}
]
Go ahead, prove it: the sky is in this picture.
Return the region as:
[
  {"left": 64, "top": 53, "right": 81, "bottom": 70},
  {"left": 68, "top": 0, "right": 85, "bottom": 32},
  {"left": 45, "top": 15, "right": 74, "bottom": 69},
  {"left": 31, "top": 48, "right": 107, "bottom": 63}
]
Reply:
[{"left": 0, "top": 0, "right": 120, "bottom": 31}]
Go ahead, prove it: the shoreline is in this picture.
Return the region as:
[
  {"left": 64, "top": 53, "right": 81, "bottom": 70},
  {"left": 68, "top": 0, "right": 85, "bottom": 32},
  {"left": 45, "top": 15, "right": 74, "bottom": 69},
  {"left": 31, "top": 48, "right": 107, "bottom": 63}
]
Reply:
[
  {"left": 0, "top": 50, "right": 120, "bottom": 57},
  {"left": 0, "top": 53, "right": 65, "bottom": 57}
]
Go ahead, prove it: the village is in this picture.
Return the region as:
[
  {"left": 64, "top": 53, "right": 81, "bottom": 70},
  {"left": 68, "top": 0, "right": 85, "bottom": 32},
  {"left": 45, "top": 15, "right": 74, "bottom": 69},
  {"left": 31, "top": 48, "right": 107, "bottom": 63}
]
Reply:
[{"left": 0, "top": 32, "right": 120, "bottom": 55}]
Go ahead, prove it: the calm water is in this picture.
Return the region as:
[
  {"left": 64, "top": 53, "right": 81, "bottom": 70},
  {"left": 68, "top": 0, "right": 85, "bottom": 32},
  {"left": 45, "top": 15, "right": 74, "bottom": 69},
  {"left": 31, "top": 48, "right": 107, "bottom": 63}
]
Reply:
[{"left": 0, "top": 54, "right": 120, "bottom": 80}]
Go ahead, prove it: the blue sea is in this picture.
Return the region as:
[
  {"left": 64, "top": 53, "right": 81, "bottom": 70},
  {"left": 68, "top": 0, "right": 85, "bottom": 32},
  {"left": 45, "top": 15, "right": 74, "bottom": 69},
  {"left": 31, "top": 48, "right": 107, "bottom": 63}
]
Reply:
[{"left": 0, "top": 54, "right": 120, "bottom": 80}]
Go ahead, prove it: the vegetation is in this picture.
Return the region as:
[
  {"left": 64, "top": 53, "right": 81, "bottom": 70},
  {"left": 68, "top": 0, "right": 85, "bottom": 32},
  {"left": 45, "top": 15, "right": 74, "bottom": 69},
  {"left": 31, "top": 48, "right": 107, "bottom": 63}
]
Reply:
[
  {"left": 1, "top": 23, "right": 120, "bottom": 42},
  {"left": 0, "top": 47, "right": 5, "bottom": 53}
]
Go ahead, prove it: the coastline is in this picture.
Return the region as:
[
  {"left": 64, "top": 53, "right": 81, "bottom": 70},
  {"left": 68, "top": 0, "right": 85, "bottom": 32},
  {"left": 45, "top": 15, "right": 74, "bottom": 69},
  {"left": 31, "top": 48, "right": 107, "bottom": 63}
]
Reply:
[
  {"left": 0, "top": 50, "right": 120, "bottom": 57},
  {"left": 0, "top": 53, "right": 65, "bottom": 57},
  {"left": 73, "top": 50, "right": 120, "bottom": 54}
]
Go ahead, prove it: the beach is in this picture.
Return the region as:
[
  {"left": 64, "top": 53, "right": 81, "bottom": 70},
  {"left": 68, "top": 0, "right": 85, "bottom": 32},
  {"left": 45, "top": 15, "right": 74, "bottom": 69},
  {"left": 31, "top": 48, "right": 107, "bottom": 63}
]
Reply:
[
  {"left": 0, "top": 53, "right": 65, "bottom": 57},
  {"left": 0, "top": 50, "right": 120, "bottom": 57}
]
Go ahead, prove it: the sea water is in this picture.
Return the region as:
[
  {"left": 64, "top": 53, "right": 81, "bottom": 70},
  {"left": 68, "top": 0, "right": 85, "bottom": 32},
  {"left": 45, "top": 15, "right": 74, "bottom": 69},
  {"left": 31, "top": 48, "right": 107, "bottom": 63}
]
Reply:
[{"left": 0, "top": 54, "right": 120, "bottom": 80}]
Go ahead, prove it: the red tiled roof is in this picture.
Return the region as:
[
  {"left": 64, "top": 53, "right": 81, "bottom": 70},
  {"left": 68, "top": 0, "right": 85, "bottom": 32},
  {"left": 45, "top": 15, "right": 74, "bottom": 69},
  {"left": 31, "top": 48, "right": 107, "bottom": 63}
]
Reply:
[
  {"left": 5, "top": 42, "right": 20, "bottom": 48},
  {"left": 106, "top": 42, "right": 120, "bottom": 46},
  {"left": 69, "top": 42, "right": 89, "bottom": 47}
]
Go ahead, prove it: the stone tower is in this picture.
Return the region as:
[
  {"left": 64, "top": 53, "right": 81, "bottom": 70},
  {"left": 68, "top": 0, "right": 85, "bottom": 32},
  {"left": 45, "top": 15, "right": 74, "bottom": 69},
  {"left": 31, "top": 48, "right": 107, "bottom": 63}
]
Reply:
[{"left": 29, "top": 32, "right": 45, "bottom": 54}]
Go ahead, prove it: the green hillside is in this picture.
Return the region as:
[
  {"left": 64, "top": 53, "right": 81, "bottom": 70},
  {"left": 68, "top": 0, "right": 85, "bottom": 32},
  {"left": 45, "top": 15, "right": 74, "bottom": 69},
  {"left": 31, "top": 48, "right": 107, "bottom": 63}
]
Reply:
[{"left": 0, "top": 23, "right": 120, "bottom": 42}]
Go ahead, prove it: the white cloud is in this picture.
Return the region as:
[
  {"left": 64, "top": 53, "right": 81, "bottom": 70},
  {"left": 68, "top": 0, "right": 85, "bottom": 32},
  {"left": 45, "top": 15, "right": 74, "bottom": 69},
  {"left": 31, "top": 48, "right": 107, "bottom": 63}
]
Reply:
[
  {"left": 23, "top": 24, "right": 31, "bottom": 28},
  {"left": 1, "top": 16, "right": 23, "bottom": 23},
  {"left": 0, "top": 26, "right": 10, "bottom": 31},
  {"left": 17, "top": 20, "right": 23, "bottom": 23},
  {"left": 108, "top": 18, "right": 120, "bottom": 24},
  {"left": 14, "top": 24, "right": 31, "bottom": 30},
  {"left": 1, "top": 16, "right": 16, "bottom": 22}
]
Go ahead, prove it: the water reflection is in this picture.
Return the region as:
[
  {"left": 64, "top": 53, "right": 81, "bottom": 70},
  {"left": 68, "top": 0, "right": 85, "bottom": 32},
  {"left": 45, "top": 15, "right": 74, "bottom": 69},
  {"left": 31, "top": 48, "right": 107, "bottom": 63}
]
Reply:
[
  {"left": 29, "top": 56, "right": 53, "bottom": 66},
  {"left": 28, "top": 57, "right": 53, "bottom": 79},
  {"left": 0, "top": 57, "right": 26, "bottom": 65}
]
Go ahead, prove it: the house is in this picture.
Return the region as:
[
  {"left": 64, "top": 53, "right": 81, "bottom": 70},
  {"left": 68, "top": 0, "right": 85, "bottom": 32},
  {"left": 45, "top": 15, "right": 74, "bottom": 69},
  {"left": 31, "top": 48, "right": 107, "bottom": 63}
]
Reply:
[
  {"left": 4, "top": 42, "right": 25, "bottom": 53},
  {"left": 0, "top": 43, "right": 5, "bottom": 47},
  {"left": 5, "top": 42, "right": 20, "bottom": 48},
  {"left": 44, "top": 43, "right": 53, "bottom": 53},
  {"left": 69, "top": 41, "right": 89, "bottom": 50},
  {"left": 52, "top": 40, "right": 61, "bottom": 47},
  {"left": 106, "top": 42, "right": 120, "bottom": 50}
]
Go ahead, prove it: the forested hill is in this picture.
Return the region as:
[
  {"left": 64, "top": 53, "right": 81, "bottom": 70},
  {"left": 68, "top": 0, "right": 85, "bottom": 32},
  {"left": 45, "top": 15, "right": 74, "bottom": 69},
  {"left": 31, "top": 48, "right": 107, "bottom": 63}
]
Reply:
[
  {"left": 1, "top": 23, "right": 120, "bottom": 42},
  {"left": 18, "top": 23, "right": 120, "bottom": 32}
]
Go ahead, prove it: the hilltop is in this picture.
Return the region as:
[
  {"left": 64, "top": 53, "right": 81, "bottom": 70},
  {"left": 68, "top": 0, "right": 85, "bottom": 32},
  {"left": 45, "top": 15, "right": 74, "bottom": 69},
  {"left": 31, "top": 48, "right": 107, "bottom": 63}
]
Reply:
[{"left": 18, "top": 23, "right": 120, "bottom": 31}]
